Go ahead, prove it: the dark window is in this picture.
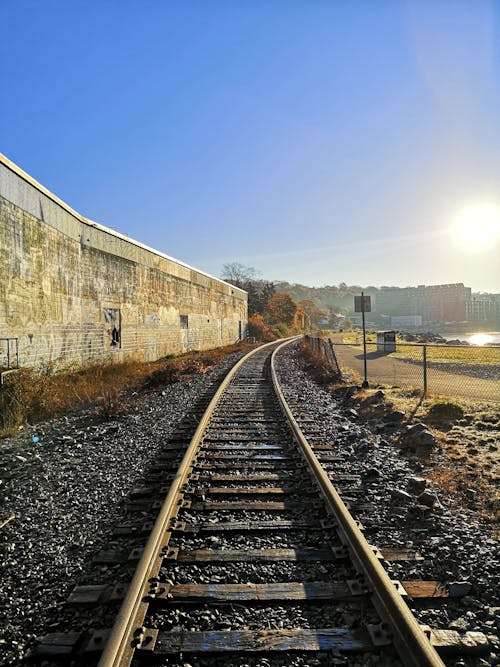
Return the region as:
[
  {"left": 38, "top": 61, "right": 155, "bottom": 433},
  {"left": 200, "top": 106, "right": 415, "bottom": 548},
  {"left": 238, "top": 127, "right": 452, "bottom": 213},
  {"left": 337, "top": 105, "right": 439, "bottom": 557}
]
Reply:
[
  {"left": 180, "top": 315, "right": 189, "bottom": 329},
  {"left": 104, "top": 308, "right": 121, "bottom": 348}
]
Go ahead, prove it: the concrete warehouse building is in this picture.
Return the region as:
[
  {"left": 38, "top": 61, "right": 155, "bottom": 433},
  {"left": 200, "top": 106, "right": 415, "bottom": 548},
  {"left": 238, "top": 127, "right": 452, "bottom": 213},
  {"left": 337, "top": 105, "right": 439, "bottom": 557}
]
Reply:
[{"left": 0, "top": 154, "right": 247, "bottom": 370}]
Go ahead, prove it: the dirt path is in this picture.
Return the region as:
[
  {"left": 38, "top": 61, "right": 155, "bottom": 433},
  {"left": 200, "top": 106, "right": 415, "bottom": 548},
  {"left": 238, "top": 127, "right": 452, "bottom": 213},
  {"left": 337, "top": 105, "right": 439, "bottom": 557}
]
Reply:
[{"left": 331, "top": 337, "right": 499, "bottom": 402}]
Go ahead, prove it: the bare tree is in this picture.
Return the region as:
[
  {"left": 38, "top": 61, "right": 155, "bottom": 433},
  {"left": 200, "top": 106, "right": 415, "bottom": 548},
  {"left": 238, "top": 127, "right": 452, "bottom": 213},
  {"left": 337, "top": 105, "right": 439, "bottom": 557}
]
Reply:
[
  {"left": 221, "top": 262, "right": 260, "bottom": 288},
  {"left": 221, "top": 263, "right": 274, "bottom": 315}
]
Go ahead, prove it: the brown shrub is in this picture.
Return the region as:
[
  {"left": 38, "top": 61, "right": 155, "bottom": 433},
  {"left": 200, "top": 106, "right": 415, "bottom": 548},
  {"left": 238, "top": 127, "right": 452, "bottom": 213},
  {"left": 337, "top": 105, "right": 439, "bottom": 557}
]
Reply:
[
  {"left": 427, "top": 456, "right": 498, "bottom": 522},
  {"left": 0, "top": 342, "right": 254, "bottom": 436},
  {"left": 247, "top": 314, "right": 277, "bottom": 342},
  {"left": 296, "top": 341, "right": 342, "bottom": 385}
]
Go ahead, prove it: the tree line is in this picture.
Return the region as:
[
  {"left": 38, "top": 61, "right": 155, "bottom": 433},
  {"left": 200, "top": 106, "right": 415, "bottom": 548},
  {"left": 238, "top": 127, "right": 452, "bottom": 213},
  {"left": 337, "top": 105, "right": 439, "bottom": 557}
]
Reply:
[{"left": 221, "top": 263, "right": 334, "bottom": 341}]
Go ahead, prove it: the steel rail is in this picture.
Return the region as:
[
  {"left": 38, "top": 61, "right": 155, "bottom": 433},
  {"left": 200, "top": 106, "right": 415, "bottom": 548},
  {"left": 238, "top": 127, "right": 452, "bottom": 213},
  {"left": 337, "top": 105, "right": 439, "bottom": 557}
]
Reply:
[
  {"left": 97, "top": 339, "right": 285, "bottom": 667},
  {"left": 270, "top": 338, "right": 445, "bottom": 667}
]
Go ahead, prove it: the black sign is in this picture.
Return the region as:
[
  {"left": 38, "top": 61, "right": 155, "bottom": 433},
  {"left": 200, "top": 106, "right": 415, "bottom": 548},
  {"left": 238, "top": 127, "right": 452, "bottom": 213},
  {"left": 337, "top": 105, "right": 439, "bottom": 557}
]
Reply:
[{"left": 354, "top": 295, "right": 371, "bottom": 312}]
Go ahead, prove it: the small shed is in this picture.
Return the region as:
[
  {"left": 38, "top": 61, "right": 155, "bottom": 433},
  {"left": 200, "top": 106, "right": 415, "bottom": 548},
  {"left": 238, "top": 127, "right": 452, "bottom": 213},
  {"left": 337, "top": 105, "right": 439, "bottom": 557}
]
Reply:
[{"left": 377, "top": 330, "right": 396, "bottom": 353}]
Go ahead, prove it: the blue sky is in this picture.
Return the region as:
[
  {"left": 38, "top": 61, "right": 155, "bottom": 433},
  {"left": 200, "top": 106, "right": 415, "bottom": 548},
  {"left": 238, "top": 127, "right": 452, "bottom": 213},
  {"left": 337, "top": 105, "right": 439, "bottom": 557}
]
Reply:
[{"left": 2, "top": 1, "right": 499, "bottom": 292}]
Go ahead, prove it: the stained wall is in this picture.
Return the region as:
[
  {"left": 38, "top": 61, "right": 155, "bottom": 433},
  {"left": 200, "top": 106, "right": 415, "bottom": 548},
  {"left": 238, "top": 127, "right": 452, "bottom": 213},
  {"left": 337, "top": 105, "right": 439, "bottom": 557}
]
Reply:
[{"left": 0, "top": 155, "right": 247, "bottom": 369}]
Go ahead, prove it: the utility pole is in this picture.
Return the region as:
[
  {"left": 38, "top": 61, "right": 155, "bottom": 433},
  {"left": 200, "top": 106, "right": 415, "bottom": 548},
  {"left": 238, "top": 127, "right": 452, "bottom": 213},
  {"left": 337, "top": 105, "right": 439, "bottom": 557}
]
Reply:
[
  {"left": 361, "top": 292, "right": 368, "bottom": 388},
  {"left": 355, "top": 292, "right": 371, "bottom": 389}
]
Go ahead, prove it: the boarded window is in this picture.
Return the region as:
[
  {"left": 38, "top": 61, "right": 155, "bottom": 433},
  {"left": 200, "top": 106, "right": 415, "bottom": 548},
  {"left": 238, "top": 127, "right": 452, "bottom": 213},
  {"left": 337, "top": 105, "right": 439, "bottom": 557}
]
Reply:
[
  {"left": 104, "top": 308, "right": 121, "bottom": 348},
  {"left": 180, "top": 315, "right": 189, "bottom": 329}
]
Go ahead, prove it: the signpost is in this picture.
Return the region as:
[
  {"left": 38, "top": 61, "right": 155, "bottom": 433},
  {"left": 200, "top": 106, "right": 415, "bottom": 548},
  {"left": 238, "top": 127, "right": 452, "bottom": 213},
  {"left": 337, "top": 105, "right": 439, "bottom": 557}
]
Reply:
[{"left": 354, "top": 292, "right": 371, "bottom": 388}]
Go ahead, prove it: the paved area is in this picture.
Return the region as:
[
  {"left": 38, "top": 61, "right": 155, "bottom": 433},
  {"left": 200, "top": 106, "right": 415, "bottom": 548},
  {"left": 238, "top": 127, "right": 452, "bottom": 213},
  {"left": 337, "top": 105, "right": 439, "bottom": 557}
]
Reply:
[{"left": 330, "top": 336, "right": 499, "bottom": 402}]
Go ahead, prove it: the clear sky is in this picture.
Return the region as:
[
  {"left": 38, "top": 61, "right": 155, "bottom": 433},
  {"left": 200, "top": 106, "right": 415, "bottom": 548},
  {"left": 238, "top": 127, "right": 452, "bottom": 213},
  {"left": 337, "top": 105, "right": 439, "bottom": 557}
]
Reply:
[{"left": 2, "top": 1, "right": 499, "bottom": 292}]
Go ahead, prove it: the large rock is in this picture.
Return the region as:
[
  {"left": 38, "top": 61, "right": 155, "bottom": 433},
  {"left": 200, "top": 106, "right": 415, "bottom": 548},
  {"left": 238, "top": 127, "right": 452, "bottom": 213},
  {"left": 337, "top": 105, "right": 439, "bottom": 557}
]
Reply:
[
  {"left": 404, "top": 422, "right": 428, "bottom": 436},
  {"left": 390, "top": 488, "right": 413, "bottom": 504},
  {"left": 414, "top": 430, "right": 437, "bottom": 455},
  {"left": 399, "top": 423, "right": 437, "bottom": 454},
  {"left": 408, "top": 476, "right": 427, "bottom": 494},
  {"left": 418, "top": 490, "right": 438, "bottom": 507},
  {"left": 386, "top": 410, "right": 405, "bottom": 423},
  {"left": 361, "top": 390, "right": 385, "bottom": 406}
]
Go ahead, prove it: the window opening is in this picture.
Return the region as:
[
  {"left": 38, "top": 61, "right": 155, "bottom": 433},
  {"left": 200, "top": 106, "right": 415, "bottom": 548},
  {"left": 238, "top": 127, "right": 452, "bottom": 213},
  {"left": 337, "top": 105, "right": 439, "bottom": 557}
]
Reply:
[
  {"left": 180, "top": 315, "right": 189, "bottom": 329},
  {"left": 104, "top": 308, "right": 121, "bottom": 348}
]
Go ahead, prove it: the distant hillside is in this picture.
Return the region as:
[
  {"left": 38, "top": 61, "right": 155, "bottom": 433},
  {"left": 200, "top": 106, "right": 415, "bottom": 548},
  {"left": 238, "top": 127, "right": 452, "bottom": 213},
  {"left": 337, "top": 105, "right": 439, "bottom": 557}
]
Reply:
[{"left": 274, "top": 281, "right": 379, "bottom": 314}]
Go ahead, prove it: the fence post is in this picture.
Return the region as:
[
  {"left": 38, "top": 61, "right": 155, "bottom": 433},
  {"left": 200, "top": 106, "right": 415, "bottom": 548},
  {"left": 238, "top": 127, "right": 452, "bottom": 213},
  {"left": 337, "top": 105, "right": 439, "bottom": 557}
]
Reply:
[
  {"left": 328, "top": 338, "right": 342, "bottom": 378},
  {"left": 423, "top": 345, "right": 427, "bottom": 396}
]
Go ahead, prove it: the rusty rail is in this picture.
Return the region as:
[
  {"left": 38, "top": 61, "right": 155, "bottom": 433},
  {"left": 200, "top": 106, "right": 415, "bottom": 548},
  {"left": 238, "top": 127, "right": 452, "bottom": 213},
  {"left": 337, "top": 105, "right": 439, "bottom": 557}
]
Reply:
[
  {"left": 97, "top": 339, "right": 285, "bottom": 667},
  {"left": 271, "top": 339, "right": 445, "bottom": 667}
]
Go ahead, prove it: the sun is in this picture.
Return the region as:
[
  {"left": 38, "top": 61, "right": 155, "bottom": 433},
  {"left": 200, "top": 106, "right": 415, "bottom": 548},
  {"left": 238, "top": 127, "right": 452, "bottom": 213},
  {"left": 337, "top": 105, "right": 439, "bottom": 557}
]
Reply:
[{"left": 451, "top": 204, "right": 500, "bottom": 250}]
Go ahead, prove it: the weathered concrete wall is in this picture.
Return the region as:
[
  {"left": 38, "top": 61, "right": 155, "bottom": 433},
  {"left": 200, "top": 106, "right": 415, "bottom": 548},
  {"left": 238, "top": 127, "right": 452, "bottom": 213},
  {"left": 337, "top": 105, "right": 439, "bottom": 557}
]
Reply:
[{"left": 0, "top": 155, "right": 247, "bottom": 369}]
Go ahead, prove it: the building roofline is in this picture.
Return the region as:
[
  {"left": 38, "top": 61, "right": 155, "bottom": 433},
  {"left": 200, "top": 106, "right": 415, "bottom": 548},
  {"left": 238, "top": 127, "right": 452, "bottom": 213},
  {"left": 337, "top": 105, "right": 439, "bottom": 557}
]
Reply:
[{"left": 0, "top": 153, "right": 246, "bottom": 295}]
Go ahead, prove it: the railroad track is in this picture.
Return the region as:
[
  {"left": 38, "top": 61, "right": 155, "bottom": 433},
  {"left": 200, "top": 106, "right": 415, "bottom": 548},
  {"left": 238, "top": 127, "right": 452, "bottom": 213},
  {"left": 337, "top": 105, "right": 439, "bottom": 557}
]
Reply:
[{"left": 33, "top": 340, "right": 492, "bottom": 666}]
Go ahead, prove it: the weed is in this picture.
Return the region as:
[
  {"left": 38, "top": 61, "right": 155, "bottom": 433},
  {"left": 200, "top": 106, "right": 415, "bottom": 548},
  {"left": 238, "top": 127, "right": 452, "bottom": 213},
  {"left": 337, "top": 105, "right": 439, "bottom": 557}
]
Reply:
[
  {"left": 97, "top": 388, "right": 125, "bottom": 418},
  {"left": 143, "top": 365, "right": 183, "bottom": 389}
]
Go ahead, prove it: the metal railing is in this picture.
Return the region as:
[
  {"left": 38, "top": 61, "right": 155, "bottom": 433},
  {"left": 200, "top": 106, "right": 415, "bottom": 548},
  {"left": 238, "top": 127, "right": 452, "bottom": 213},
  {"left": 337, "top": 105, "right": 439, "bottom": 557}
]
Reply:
[
  {"left": 0, "top": 338, "right": 19, "bottom": 371},
  {"left": 331, "top": 339, "right": 499, "bottom": 402}
]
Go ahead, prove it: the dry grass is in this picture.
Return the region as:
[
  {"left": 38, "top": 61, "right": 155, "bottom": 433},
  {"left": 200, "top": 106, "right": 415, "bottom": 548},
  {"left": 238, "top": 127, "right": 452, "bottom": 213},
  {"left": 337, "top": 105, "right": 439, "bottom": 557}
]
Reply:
[
  {"left": 426, "top": 452, "right": 498, "bottom": 523},
  {"left": 296, "top": 341, "right": 342, "bottom": 385},
  {"left": 336, "top": 332, "right": 377, "bottom": 344},
  {"left": 378, "top": 386, "right": 499, "bottom": 523},
  {"left": 0, "top": 342, "right": 253, "bottom": 436},
  {"left": 392, "top": 343, "right": 499, "bottom": 365},
  {"left": 336, "top": 332, "right": 499, "bottom": 366}
]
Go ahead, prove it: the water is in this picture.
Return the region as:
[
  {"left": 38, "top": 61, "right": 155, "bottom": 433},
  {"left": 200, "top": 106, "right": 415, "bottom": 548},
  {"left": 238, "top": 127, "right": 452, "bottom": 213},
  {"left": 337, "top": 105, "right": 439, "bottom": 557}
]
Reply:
[{"left": 442, "top": 332, "right": 500, "bottom": 345}]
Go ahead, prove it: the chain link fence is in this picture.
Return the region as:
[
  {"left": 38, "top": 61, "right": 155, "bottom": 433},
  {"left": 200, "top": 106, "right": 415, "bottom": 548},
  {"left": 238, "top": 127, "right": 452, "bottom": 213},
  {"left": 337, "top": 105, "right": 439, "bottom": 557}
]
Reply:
[
  {"left": 303, "top": 334, "right": 342, "bottom": 377},
  {"left": 308, "top": 335, "right": 499, "bottom": 402}
]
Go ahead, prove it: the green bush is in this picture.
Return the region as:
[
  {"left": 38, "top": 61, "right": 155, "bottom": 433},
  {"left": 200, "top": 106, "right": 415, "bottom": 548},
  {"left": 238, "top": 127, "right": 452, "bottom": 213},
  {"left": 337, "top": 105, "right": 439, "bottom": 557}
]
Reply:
[
  {"left": 273, "top": 322, "right": 293, "bottom": 338},
  {"left": 426, "top": 401, "right": 464, "bottom": 423}
]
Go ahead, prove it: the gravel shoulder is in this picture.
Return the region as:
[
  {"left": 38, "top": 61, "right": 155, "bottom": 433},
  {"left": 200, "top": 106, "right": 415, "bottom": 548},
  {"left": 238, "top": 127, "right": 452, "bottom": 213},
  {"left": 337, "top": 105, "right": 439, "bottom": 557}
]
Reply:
[
  {"left": 275, "top": 343, "right": 499, "bottom": 667},
  {"left": 0, "top": 351, "right": 246, "bottom": 666},
  {"left": 380, "top": 389, "right": 499, "bottom": 518}
]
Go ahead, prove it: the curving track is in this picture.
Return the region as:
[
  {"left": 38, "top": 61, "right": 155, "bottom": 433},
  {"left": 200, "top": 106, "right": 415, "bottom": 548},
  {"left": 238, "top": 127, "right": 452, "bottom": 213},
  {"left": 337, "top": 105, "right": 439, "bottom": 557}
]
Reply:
[
  {"left": 33, "top": 340, "right": 492, "bottom": 666},
  {"left": 90, "top": 340, "right": 443, "bottom": 667}
]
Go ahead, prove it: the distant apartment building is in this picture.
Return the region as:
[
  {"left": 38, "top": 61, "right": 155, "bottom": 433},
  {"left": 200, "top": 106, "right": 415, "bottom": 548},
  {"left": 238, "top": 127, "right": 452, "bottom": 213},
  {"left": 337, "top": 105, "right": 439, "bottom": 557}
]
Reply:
[
  {"left": 376, "top": 283, "right": 471, "bottom": 325},
  {"left": 376, "top": 286, "right": 423, "bottom": 318},
  {"left": 466, "top": 293, "right": 500, "bottom": 322},
  {"left": 420, "top": 283, "right": 471, "bottom": 323}
]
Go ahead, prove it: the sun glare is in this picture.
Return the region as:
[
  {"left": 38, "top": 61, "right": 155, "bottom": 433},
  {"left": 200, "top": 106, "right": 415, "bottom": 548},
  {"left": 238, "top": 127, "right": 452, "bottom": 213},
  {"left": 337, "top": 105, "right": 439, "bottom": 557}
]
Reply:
[
  {"left": 451, "top": 204, "right": 500, "bottom": 250},
  {"left": 469, "top": 333, "right": 493, "bottom": 346}
]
